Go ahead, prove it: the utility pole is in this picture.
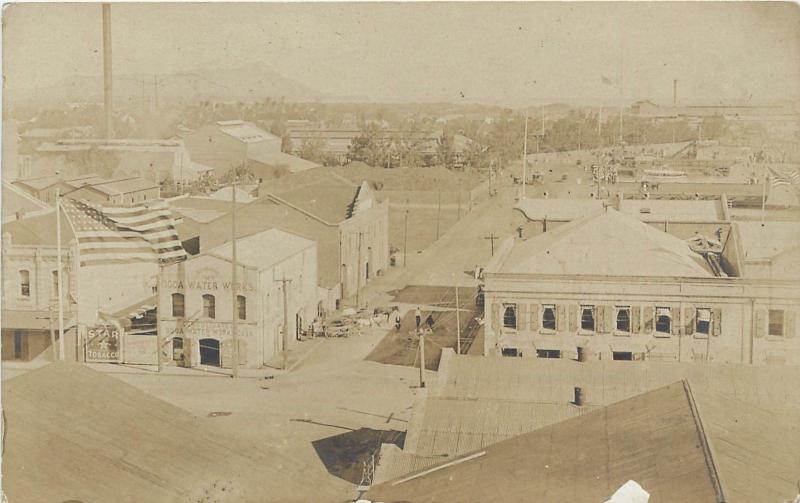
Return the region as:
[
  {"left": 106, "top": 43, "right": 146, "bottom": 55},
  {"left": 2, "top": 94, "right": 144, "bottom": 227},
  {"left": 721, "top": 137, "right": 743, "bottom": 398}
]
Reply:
[
  {"left": 56, "top": 188, "right": 65, "bottom": 361},
  {"left": 435, "top": 190, "right": 442, "bottom": 240},
  {"left": 455, "top": 285, "right": 461, "bottom": 355},
  {"left": 418, "top": 327, "right": 426, "bottom": 388},
  {"left": 355, "top": 231, "right": 363, "bottom": 307},
  {"left": 522, "top": 114, "right": 528, "bottom": 199},
  {"left": 484, "top": 233, "right": 498, "bottom": 256},
  {"left": 276, "top": 278, "right": 292, "bottom": 370},
  {"left": 157, "top": 268, "right": 164, "bottom": 372},
  {"left": 230, "top": 174, "right": 239, "bottom": 378},
  {"left": 102, "top": 3, "right": 113, "bottom": 141},
  {"left": 48, "top": 306, "right": 56, "bottom": 361},
  {"left": 457, "top": 179, "right": 462, "bottom": 219},
  {"left": 403, "top": 199, "right": 409, "bottom": 267}
]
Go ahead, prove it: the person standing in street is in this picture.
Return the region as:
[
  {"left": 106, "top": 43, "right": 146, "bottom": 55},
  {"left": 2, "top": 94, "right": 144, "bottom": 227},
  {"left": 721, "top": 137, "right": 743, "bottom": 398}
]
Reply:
[
  {"left": 393, "top": 307, "right": 402, "bottom": 331},
  {"left": 415, "top": 307, "right": 422, "bottom": 330}
]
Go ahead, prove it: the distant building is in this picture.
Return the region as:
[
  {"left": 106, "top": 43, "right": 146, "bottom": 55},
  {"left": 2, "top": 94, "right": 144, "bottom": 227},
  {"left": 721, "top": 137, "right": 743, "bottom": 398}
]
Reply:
[
  {"left": 172, "top": 168, "right": 390, "bottom": 310},
  {"left": 158, "top": 228, "right": 318, "bottom": 369},
  {"left": 184, "top": 120, "right": 319, "bottom": 180},
  {"left": 21, "top": 139, "right": 199, "bottom": 184},
  {"left": 483, "top": 208, "right": 799, "bottom": 365},
  {"left": 2, "top": 181, "right": 49, "bottom": 223},
  {"left": 14, "top": 174, "right": 160, "bottom": 206}
]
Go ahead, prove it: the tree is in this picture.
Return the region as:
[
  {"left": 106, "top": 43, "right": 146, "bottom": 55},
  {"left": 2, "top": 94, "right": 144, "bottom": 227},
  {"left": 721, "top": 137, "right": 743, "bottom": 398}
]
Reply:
[{"left": 436, "top": 130, "right": 454, "bottom": 169}]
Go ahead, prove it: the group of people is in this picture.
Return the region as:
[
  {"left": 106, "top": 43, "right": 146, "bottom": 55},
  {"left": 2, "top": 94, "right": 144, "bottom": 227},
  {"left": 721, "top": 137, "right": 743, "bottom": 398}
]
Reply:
[
  {"left": 388, "top": 306, "right": 435, "bottom": 333},
  {"left": 591, "top": 163, "right": 619, "bottom": 184}
]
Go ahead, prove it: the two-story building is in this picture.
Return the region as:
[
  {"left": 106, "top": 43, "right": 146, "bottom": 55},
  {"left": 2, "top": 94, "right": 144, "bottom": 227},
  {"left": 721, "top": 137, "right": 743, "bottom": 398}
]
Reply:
[
  {"left": 483, "top": 208, "right": 800, "bottom": 365},
  {"left": 1, "top": 225, "right": 77, "bottom": 361},
  {"left": 157, "top": 228, "right": 318, "bottom": 369}
]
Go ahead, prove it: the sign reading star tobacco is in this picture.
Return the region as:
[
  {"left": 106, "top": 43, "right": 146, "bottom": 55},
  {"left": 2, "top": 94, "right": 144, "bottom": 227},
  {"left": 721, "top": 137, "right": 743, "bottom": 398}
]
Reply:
[{"left": 85, "top": 325, "right": 122, "bottom": 363}]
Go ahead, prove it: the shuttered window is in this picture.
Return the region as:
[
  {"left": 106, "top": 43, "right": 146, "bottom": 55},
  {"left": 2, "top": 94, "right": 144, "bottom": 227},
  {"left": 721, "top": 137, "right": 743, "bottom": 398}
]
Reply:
[
  {"left": 616, "top": 307, "right": 631, "bottom": 333},
  {"left": 769, "top": 310, "right": 784, "bottom": 337},
  {"left": 542, "top": 305, "right": 556, "bottom": 330},
  {"left": 655, "top": 307, "right": 671, "bottom": 334},
  {"left": 696, "top": 308, "right": 711, "bottom": 334},
  {"left": 503, "top": 304, "right": 517, "bottom": 329},
  {"left": 581, "top": 306, "right": 595, "bottom": 331}
]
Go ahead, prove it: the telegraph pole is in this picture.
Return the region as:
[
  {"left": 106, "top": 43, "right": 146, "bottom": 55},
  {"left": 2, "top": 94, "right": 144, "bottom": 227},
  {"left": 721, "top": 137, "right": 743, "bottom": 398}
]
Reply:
[
  {"left": 56, "top": 188, "right": 65, "bottom": 361},
  {"left": 418, "top": 326, "right": 426, "bottom": 388},
  {"left": 435, "top": 190, "right": 442, "bottom": 240},
  {"left": 230, "top": 174, "right": 239, "bottom": 378},
  {"left": 484, "top": 233, "right": 498, "bottom": 256},
  {"left": 522, "top": 114, "right": 528, "bottom": 198},
  {"left": 102, "top": 3, "right": 113, "bottom": 141},
  {"left": 276, "top": 278, "right": 292, "bottom": 369},
  {"left": 455, "top": 285, "right": 461, "bottom": 355},
  {"left": 403, "top": 199, "right": 409, "bottom": 267}
]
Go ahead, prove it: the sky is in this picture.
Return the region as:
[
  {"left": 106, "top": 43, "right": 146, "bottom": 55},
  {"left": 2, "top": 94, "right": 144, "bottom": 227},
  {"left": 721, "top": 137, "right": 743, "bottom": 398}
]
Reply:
[{"left": 3, "top": 2, "right": 800, "bottom": 107}]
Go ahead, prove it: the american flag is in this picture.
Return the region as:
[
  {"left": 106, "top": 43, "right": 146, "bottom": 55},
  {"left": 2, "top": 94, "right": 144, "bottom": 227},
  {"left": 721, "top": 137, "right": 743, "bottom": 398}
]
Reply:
[
  {"left": 61, "top": 198, "right": 187, "bottom": 267},
  {"left": 770, "top": 167, "right": 800, "bottom": 187}
]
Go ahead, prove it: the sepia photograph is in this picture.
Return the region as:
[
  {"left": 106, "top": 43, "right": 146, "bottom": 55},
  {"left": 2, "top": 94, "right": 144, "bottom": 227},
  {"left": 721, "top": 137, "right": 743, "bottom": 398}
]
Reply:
[{"left": 1, "top": 2, "right": 799, "bottom": 502}]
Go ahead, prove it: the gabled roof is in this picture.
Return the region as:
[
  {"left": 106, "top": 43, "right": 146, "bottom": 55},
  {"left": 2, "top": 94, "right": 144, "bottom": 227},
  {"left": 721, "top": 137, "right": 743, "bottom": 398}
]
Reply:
[
  {"left": 209, "top": 228, "right": 315, "bottom": 271},
  {"left": 498, "top": 208, "right": 714, "bottom": 277},
  {"left": 2, "top": 181, "right": 49, "bottom": 222},
  {"left": 261, "top": 168, "right": 360, "bottom": 224},
  {"left": 2, "top": 209, "right": 74, "bottom": 246},
  {"left": 368, "top": 380, "right": 800, "bottom": 503},
  {"left": 2, "top": 363, "right": 336, "bottom": 502}
]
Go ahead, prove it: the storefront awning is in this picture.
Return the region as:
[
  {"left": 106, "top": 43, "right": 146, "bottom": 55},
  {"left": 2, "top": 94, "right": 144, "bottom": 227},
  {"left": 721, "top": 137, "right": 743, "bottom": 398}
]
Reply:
[{"left": 1, "top": 310, "right": 76, "bottom": 331}]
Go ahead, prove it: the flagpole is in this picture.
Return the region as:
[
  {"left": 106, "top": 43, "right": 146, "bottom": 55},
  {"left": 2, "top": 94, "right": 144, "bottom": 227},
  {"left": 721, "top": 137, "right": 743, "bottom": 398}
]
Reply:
[
  {"left": 231, "top": 169, "right": 239, "bottom": 378},
  {"left": 522, "top": 114, "right": 528, "bottom": 199},
  {"left": 761, "top": 169, "right": 767, "bottom": 225},
  {"left": 56, "top": 188, "right": 65, "bottom": 361}
]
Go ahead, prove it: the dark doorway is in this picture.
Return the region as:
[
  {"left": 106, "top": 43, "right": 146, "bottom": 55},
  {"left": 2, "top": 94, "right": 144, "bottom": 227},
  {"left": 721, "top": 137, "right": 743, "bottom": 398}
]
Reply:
[
  {"left": 199, "top": 338, "right": 220, "bottom": 366},
  {"left": 172, "top": 337, "right": 184, "bottom": 363},
  {"left": 365, "top": 261, "right": 370, "bottom": 281}
]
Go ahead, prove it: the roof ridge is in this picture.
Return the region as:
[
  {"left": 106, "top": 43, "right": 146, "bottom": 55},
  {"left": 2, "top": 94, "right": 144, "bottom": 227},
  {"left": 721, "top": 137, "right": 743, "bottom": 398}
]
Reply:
[{"left": 682, "top": 380, "right": 727, "bottom": 503}]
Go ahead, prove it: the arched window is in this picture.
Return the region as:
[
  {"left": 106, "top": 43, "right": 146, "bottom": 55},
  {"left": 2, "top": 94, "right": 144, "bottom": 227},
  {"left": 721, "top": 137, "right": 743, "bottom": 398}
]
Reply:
[
  {"left": 503, "top": 304, "right": 517, "bottom": 329},
  {"left": 616, "top": 307, "right": 631, "bottom": 332},
  {"left": 580, "top": 306, "right": 595, "bottom": 331},
  {"left": 171, "top": 293, "right": 185, "bottom": 317},
  {"left": 19, "top": 270, "right": 30, "bottom": 297},
  {"left": 202, "top": 294, "right": 216, "bottom": 319},
  {"left": 655, "top": 307, "right": 671, "bottom": 334},
  {"left": 237, "top": 295, "right": 246, "bottom": 320},
  {"left": 542, "top": 305, "right": 556, "bottom": 330}
]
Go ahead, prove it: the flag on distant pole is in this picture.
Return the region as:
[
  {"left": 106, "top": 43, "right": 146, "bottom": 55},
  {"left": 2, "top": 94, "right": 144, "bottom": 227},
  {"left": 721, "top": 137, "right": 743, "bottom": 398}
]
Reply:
[
  {"left": 769, "top": 166, "right": 800, "bottom": 187},
  {"left": 62, "top": 198, "right": 187, "bottom": 267}
]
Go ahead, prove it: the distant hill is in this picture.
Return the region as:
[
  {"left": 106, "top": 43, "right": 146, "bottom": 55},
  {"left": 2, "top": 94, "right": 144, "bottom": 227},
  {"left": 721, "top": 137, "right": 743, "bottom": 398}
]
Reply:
[{"left": 6, "top": 61, "right": 324, "bottom": 108}]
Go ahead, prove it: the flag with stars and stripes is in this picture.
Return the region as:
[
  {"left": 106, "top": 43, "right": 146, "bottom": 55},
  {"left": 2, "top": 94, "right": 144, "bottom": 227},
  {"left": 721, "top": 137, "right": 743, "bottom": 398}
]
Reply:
[
  {"left": 61, "top": 198, "right": 187, "bottom": 267},
  {"left": 770, "top": 166, "right": 800, "bottom": 187}
]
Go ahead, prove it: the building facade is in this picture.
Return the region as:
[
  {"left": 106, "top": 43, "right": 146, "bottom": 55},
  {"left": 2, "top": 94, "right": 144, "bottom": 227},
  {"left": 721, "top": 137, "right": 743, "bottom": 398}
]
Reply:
[
  {"left": 157, "top": 229, "right": 318, "bottom": 369},
  {"left": 1, "top": 232, "right": 77, "bottom": 361},
  {"left": 483, "top": 209, "right": 800, "bottom": 365}
]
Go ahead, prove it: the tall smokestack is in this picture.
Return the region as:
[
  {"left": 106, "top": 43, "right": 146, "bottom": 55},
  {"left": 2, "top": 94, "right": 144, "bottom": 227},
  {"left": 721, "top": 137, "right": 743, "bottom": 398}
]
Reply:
[
  {"left": 673, "top": 79, "right": 678, "bottom": 108},
  {"left": 102, "top": 4, "right": 113, "bottom": 140}
]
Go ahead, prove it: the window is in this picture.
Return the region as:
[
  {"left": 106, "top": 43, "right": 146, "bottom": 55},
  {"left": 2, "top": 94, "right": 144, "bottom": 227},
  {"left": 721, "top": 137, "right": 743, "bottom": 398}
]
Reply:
[
  {"left": 501, "top": 348, "right": 519, "bottom": 357},
  {"left": 655, "top": 307, "right": 671, "bottom": 334},
  {"left": 696, "top": 308, "right": 711, "bottom": 335},
  {"left": 768, "top": 310, "right": 784, "bottom": 337},
  {"left": 171, "top": 293, "right": 185, "bottom": 318},
  {"left": 613, "top": 351, "right": 633, "bottom": 361},
  {"left": 580, "top": 305, "right": 595, "bottom": 331},
  {"left": 51, "top": 271, "right": 59, "bottom": 298},
  {"left": 19, "top": 270, "right": 30, "bottom": 297},
  {"left": 616, "top": 307, "right": 631, "bottom": 332},
  {"left": 536, "top": 349, "right": 561, "bottom": 359},
  {"left": 202, "top": 294, "right": 216, "bottom": 319},
  {"left": 237, "top": 295, "right": 246, "bottom": 320},
  {"left": 542, "top": 304, "right": 556, "bottom": 330},
  {"left": 503, "top": 304, "right": 517, "bottom": 329}
]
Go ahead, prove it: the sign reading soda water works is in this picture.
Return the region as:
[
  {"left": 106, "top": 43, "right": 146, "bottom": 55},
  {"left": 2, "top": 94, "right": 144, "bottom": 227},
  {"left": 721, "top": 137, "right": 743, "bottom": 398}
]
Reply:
[{"left": 85, "top": 325, "right": 122, "bottom": 363}]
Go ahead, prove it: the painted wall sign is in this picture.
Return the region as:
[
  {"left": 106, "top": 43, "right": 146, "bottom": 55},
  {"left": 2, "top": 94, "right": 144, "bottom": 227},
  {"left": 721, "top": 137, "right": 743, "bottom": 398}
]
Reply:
[{"left": 85, "top": 325, "right": 122, "bottom": 363}]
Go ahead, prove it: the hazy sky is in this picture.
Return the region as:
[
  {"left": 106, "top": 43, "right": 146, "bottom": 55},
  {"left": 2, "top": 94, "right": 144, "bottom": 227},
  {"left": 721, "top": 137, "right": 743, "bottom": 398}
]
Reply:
[{"left": 3, "top": 2, "right": 800, "bottom": 106}]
